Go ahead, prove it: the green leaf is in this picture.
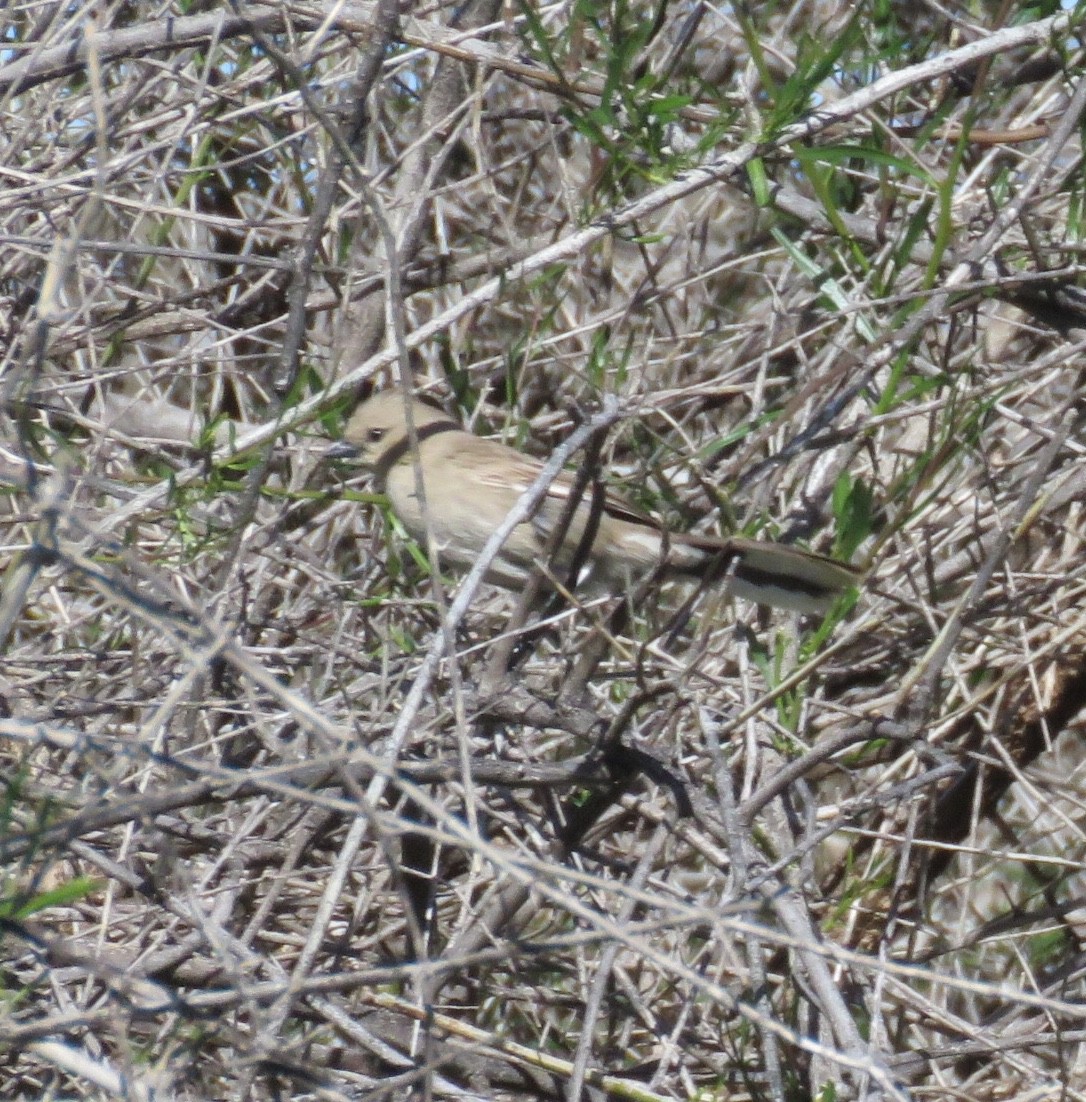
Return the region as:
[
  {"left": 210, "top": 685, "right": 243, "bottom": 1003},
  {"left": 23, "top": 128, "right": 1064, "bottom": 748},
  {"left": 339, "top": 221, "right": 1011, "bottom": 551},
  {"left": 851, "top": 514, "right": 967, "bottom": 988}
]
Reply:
[
  {"left": 771, "top": 227, "right": 877, "bottom": 342},
  {"left": 643, "top": 93, "right": 693, "bottom": 119},
  {"left": 832, "top": 472, "right": 875, "bottom": 559},
  {"left": 792, "top": 142, "right": 934, "bottom": 184},
  {"left": 747, "top": 158, "right": 771, "bottom": 206},
  {"left": 0, "top": 877, "right": 103, "bottom": 920}
]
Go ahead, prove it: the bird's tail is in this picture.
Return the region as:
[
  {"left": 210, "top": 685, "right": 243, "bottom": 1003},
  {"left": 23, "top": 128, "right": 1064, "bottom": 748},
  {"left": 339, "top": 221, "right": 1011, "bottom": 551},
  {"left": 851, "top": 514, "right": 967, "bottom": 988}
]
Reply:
[{"left": 671, "top": 533, "right": 861, "bottom": 614}]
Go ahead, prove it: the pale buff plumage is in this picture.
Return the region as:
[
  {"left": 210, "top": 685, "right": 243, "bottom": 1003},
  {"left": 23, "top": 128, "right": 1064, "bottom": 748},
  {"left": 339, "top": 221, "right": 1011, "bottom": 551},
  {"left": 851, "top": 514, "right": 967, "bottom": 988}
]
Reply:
[{"left": 328, "top": 391, "right": 861, "bottom": 613}]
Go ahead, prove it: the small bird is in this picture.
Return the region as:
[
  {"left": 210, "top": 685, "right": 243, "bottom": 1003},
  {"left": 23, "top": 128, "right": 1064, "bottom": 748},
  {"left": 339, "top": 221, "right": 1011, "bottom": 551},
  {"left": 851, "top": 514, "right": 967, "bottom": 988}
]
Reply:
[{"left": 328, "top": 391, "right": 861, "bottom": 613}]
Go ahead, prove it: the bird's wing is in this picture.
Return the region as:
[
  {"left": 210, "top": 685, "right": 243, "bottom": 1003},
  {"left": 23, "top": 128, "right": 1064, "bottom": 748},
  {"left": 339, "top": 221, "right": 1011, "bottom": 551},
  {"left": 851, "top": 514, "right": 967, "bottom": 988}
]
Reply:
[{"left": 473, "top": 453, "right": 657, "bottom": 527}]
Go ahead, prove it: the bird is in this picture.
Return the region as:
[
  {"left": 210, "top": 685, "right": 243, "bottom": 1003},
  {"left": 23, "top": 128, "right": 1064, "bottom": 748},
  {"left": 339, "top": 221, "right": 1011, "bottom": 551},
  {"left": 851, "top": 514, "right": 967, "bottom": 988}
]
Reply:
[{"left": 327, "top": 390, "right": 861, "bottom": 614}]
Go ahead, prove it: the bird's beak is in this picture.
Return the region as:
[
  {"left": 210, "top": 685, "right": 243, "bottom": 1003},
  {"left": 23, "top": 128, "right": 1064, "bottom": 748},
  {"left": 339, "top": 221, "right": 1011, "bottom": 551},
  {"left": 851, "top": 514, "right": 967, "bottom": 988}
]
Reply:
[{"left": 325, "top": 440, "right": 361, "bottom": 461}]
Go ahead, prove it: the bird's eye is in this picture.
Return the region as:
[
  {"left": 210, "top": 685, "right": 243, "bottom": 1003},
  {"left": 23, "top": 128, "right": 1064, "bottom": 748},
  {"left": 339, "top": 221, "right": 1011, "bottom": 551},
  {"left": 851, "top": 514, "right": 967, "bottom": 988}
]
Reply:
[{"left": 366, "top": 427, "right": 386, "bottom": 444}]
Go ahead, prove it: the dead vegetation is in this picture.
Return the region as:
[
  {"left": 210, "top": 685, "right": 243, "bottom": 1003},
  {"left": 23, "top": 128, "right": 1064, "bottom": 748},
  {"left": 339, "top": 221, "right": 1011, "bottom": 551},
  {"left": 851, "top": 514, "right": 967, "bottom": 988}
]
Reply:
[{"left": 3, "top": 2, "right": 1086, "bottom": 1099}]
